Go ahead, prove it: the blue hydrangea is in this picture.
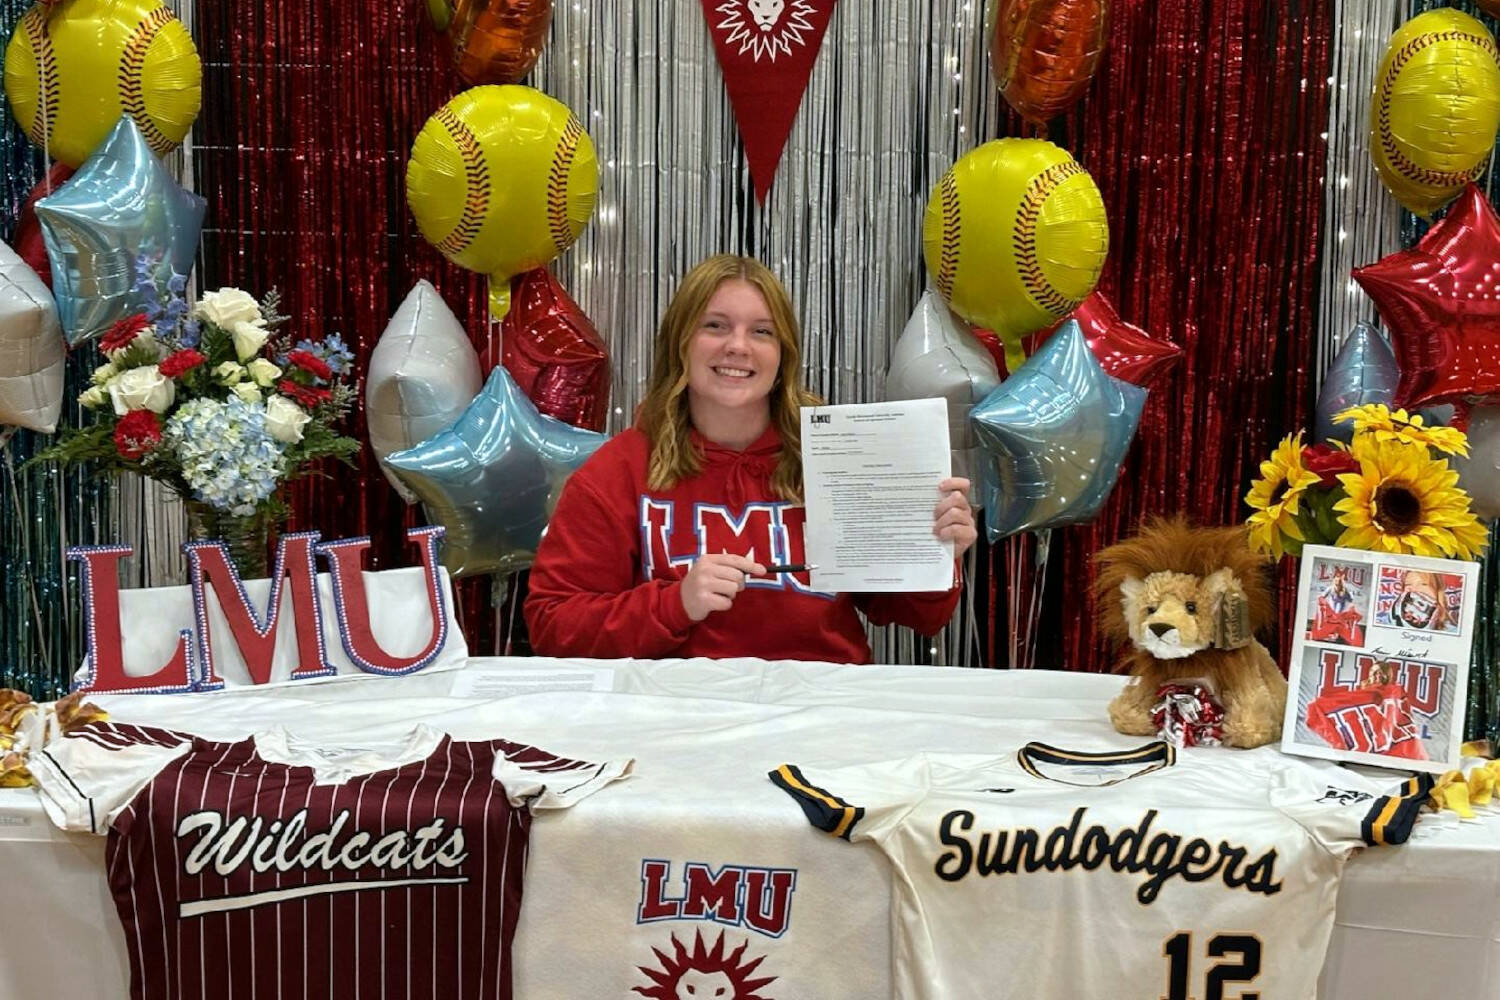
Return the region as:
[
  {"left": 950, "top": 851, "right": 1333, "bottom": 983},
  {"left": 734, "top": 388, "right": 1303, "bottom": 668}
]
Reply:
[{"left": 162, "top": 397, "right": 287, "bottom": 515}]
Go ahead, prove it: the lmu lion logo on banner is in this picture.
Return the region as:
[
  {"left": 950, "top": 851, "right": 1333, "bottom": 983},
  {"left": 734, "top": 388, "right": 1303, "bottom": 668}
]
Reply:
[{"left": 702, "top": 0, "right": 838, "bottom": 202}]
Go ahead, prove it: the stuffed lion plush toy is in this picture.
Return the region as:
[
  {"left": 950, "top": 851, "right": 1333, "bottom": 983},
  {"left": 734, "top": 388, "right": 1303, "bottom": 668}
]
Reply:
[{"left": 1095, "top": 517, "right": 1287, "bottom": 749}]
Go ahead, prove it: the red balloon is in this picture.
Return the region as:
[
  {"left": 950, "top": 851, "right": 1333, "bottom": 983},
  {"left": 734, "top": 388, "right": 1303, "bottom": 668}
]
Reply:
[
  {"left": 11, "top": 162, "right": 74, "bottom": 289},
  {"left": 989, "top": 0, "right": 1110, "bottom": 124},
  {"left": 985, "top": 291, "right": 1182, "bottom": 386},
  {"left": 484, "top": 269, "right": 610, "bottom": 432},
  {"left": 1039, "top": 291, "right": 1182, "bottom": 386},
  {"left": 1354, "top": 184, "right": 1500, "bottom": 408}
]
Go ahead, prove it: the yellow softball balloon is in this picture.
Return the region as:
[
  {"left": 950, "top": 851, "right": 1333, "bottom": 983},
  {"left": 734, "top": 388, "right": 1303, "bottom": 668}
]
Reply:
[
  {"left": 407, "top": 85, "right": 598, "bottom": 318},
  {"left": 923, "top": 138, "right": 1108, "bottom": 371},
  {"left": 3, "top": 0, "right": 201, "bottom": 168},
  {"left": 1371, "top": 9, "right": 1500, "bottom": 218}
]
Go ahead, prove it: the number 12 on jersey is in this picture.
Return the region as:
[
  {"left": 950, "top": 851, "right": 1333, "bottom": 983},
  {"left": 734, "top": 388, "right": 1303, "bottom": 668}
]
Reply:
[{"left": 1161, "top": 932, "right": 1262, "bottom": 1000}]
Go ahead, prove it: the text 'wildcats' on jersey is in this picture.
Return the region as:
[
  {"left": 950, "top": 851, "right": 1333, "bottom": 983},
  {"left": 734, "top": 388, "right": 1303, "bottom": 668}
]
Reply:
[
  {"left": 28, "top": 721, "right": 632, "bottom": 1000},
  {"left": 771, "top": 742, "right": 1430, "bottom": 1000}
]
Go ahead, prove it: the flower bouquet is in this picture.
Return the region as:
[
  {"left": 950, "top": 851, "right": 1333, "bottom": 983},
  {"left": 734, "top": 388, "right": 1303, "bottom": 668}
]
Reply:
[
  {"left": 34, "top": 258, "right": 360, "bottom": 576},
  {"left": 1245, "top": 404, "right": 1487, "bottom": 561}
]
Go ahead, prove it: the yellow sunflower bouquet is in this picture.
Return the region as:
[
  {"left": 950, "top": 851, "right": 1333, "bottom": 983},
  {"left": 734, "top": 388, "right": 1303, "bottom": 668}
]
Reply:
[{"left": 1245, "top": 404, "right": 1487, "bottom": 561}]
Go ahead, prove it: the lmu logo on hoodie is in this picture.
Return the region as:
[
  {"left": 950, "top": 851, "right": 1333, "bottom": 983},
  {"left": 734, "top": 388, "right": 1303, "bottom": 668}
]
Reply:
[{"left": 639, "top": 498, "right": 829, "bottom": 596}]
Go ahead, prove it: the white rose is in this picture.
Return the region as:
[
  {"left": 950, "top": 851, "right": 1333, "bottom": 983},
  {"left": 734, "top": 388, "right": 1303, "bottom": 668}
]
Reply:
[
  {"left": 214, "top": 361, "right": 246, "bottom": 385},
  {"left": 264, "top": 395, "right": 312, "bottom": 444},
  {"left": 194, "top": 288, "right": 262, "bottom": 328},
  {"left": 229, "top": 319, "right": 270, "bottom": 361},
  {"left": 232, "top": 382, "right": 263, "bottom": 404},
  {"left": 90, "top": 363, "right": 117, "bottom": 385},
  {"left": 78, "top": 386, "right": 108, "bottom": 409},
  {"left": 247, "top": 358, "right": 283, "bottom": 387},
  {"left": 107, "top": 365, "right": 175, "bottom": 415}
]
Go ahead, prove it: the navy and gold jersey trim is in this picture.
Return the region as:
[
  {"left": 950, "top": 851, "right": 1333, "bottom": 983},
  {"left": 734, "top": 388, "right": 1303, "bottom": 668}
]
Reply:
[
  {"left": 770, "top": 764, "right": 864, "bottom": 840},
  {"left": 1016, "top": 741, "right": 1176, "bottom": 786},
  {"left": 1361, "top": 772, "right": 1434, "bottom": 846}
]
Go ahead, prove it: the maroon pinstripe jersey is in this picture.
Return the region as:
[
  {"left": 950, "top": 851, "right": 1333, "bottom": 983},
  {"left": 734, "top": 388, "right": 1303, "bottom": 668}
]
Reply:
[{"left": 30, "top": 721, "right": 630, "bottom": 1000}]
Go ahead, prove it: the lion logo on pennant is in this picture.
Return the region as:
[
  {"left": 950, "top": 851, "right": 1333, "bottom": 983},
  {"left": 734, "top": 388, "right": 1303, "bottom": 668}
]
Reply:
[{"left": 713, "top": 0, "right": 820, "bottom": 62}]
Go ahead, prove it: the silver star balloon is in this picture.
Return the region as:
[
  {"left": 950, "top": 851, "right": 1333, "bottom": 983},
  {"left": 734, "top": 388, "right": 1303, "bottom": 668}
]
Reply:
[
  {"left": 384, "top": 365, "right": 606, "bottom": 577},
  {"left": 971, "top": 319, "right": 1147, "bottom": 540},
  {"left": 885, "top": 290, "right": 1001, "bottom": 491},
  {"left": 35, "top": 116, "right": 206, "bottom": 345},
  {"left": 1314, "top": 322, "right": 1399, "bottom": 444},
  {"left": 366, "top": 280, "right": 484, "bottom": 504}
]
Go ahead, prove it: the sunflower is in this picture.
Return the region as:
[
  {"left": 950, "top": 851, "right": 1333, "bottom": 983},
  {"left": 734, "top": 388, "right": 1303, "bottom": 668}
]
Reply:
[
  {"left": 1333, "top": 437, "right": 1488, "bottom": 559},
  {"left": 1333, "top": 403, "right": 1470, "bottom": 457},
  {"left": 1245, "top": 432, "right": 1321, "bottom": 557}
]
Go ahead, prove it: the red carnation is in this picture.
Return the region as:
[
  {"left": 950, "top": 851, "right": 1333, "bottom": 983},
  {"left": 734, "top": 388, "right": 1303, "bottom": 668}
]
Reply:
[
  {"left": 101, "top": 314, "right": 151, "bottom": 354},
  {"left": 278, "top": 379, "right": 332, "bottom": 408},
  {"left": 113, "top": 410, "right": 162, "bottom": 460},
  {"left": 286, "top": 349, "right": 332, "bottom": 381},
  {"left": 158, "top": 348, "right": 206, "bottom": 379},
  {"left": 1302, "top": 443, "right": 1361, "bottom": 487}
]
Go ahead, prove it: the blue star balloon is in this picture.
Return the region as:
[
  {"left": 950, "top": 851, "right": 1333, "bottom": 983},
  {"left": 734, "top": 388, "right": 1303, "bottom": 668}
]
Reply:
[
  {"left": 384, "top": 365, "right": 607, "bottom": 577},
  {"left": 970, "top": 319, "right": 1147, "bottom": 540},
  {"left": 1314, "top": 322, "right": 1399, "bottom": 444},
  {"left": 35, "top": 117, "right": 207, "bottom": 344}
]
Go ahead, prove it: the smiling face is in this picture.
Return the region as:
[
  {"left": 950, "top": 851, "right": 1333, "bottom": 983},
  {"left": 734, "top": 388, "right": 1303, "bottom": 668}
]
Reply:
[{"left": 685, "top": 278, "right": 782, "bottom": 438}]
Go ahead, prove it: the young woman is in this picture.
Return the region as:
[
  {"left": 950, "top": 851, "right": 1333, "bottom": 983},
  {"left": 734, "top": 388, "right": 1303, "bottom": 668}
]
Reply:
[{"left": 524, "top": 255, "right": 976, "bottom": 662}]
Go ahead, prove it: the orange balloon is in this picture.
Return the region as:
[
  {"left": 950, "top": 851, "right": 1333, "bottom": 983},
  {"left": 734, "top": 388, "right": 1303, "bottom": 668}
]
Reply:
[
  {"left": 448, "top": 0, "right": 552, "bottom": 86},
  {"left": 1481, "top": 1, "right": 1500, "bottom": 17},
  {"left": 989, "top": 0, "right": 1110, "bottom": 124}
]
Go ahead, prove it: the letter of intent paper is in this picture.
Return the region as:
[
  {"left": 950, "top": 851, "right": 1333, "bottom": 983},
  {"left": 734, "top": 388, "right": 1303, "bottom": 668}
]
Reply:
[{"left": 801, "top": 398, "right": 954, "bottom": 592}]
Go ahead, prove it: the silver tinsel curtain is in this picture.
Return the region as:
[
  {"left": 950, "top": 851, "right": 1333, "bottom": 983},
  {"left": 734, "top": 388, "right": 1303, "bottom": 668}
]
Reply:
[{"left": 526, "top": 0, "right": 1004, "bottom": 664}]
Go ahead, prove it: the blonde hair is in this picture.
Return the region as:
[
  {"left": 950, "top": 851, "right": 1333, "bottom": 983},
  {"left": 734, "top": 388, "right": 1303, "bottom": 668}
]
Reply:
[{"left": 637, "top": 255, "right": 820, "bottom": 501}]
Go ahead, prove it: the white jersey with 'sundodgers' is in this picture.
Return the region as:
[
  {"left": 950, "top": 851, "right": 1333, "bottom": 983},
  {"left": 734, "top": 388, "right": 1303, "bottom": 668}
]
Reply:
[{"left": 772, "top": 741, "right": 1430, "bottom": 1000}]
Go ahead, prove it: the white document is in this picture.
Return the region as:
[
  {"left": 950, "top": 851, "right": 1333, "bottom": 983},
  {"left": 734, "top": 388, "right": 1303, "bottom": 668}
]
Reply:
[{"left": 802, "top": 398, "right": 954, "bottom": 593}]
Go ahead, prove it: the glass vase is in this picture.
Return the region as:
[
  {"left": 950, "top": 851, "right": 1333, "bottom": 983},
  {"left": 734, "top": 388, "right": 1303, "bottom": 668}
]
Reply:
[{"left": 183, "top": 500, "right": 273, "bottom": 580}]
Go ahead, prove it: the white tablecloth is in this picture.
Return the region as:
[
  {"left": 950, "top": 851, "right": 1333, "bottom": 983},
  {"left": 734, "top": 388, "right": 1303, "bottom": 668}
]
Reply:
[{"left": 1, "top": 657, "right": 1496, "bottom": 999}]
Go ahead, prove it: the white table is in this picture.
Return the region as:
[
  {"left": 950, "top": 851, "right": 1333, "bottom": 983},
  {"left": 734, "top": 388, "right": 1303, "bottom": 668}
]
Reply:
[{"left": 1, "top": 658, "right": 1495, "bottom": 999}]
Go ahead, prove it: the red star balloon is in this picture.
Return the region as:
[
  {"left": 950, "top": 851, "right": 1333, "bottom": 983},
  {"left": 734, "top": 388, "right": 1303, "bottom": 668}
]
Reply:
[
  {"left": 11, "top": 163, "right": 74, "bottom": 289},
  {"left": 1355, "top": 184, "right": 1500, "bottom": 408},
  {"left": 482, "top": 268, "right": 610, "bottom": 432},
  {"left": 982, "top": 291, "right": 1183, "bottom": 386}
]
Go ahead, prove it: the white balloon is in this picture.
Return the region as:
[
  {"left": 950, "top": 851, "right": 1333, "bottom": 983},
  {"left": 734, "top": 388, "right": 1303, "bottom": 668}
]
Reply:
[
  {"left": 0, "top": 241, "right": 64, "bottom": 433},
  {"left": 366, "top": 281, "right": 483, "bottom": 503},
  {"left": 1455, "top": 404, "right": 1500, "bottom": 520},
  {"left": 884, "top": 290, "right": 1000, "bottom": 491}
]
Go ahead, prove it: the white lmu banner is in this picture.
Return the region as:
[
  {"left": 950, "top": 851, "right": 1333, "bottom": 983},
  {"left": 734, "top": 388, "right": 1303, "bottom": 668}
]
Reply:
[{"left": 71, "top": 527, "right": 468, "bottom": 694}]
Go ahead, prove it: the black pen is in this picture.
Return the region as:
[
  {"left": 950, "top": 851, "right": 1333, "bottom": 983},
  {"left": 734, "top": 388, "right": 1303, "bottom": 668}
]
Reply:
[{"left": 762, "top": 563, "right": 817, "bottom": 574}]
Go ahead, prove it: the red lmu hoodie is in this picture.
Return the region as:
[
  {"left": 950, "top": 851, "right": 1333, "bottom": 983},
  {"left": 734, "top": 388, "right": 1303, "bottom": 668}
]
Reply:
[{"left": 524, "top": 425, "right": 961, "bottom": 662}]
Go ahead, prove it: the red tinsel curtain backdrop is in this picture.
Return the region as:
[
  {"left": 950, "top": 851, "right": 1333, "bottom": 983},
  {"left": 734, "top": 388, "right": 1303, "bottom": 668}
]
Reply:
[
  {"left": 1004, "top": 1, "right": 1330, "bottom": 671},
  {"left": 191, "top": 0, "right": 1328, "bottom": 666},
  {"left": 193, "top": 2, "right": 501, "bottom": 646}
]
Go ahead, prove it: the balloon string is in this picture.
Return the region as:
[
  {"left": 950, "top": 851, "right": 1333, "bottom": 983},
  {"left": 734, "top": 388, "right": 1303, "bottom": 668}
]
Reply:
[
  {"left": 1006, "top": 537, "right": 1019, "bottom": 668},
  {"left": 1025, "top": 528, "right": 1052, "bottom": 670},
  {"left": 1, "top": 433, "right": 55, "bottom": 681}
]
